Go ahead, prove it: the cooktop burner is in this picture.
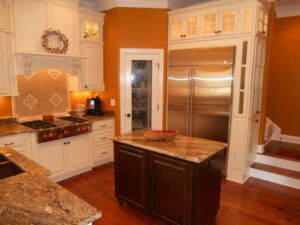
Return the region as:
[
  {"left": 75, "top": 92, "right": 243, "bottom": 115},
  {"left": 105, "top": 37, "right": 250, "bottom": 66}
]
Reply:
[
  {"left": 21, "top": 120, "right": 56, "bottom": 129},
  {"left": 58, "top": 116, "right": 87, "bottom": 123}
]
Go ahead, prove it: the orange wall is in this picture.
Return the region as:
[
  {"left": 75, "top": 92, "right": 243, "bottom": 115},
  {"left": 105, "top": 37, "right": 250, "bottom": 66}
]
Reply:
[
  {"left": 0, "top": 97, "right": 13, "bottom": 117},
  {"left": 102, "top": 7, "right": 168, "bottom": 135},
  {"left": 258, "top": 5, "right": 276, "bottom": 144},
  {"left": 260, "top": 15, "right": 300, "bottom": 140}
]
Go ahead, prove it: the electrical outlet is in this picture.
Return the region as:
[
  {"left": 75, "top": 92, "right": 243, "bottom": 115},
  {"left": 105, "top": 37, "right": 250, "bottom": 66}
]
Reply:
[{"left": 110, "top": 98, "right": 116, "bottom": 107}]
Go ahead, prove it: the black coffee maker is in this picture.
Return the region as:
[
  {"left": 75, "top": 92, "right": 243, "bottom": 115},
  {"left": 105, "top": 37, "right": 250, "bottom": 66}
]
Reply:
[{"left": 87, "top": 96, "right": 103, "bottom": 115}]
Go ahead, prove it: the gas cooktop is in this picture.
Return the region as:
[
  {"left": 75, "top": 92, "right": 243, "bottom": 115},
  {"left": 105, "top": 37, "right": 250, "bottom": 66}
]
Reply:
[{"left": 21, "top": 116, "right": 91, "bottom": 143}]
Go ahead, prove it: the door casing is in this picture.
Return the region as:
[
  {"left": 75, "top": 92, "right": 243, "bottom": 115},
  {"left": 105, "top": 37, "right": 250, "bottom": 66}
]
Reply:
[{"left": 120, "top": 48, "right": 164, "bottom": 134}]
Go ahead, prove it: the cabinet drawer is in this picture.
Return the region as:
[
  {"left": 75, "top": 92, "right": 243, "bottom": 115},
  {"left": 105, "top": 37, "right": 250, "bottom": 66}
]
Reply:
[
  {"left": 93, "top": 130, "right": 113, "bottom": 146},
  {"left": 93, "top": 120, "right": 114, "bottom": 131},
  {"left": 95, "top": 144, "right": 113, "bottom": 158},
  {"left": 0, "top": 134, "right": 26, "bottom": 147}
]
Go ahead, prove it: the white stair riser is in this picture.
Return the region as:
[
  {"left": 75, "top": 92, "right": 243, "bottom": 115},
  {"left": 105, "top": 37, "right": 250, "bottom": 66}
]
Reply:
[
  {"left": 249, "top": 168, "right": 300, "bottom": 190},
  {"left": 256, "top": 154, "right": 300, "bottom": 172}
]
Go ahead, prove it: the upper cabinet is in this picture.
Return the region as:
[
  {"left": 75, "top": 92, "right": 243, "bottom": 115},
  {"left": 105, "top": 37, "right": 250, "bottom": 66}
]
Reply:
[
  {"left": 168, "top": 0, "right": 270, "bottom": 43},
  {"left": 169, "top": 12, "right": 200, "bottom": 41},
  {"left": 14, "top": 0, "right": 79, "bottom": 55},
  {"left": 0, "top": 0, "right": 13, "bottom": 32},
  {"left": 201, "top": 6, "right": 238, "bottom": 38},
  {"left": 69, "top": 8, "right": 105, "bottom": 92}
]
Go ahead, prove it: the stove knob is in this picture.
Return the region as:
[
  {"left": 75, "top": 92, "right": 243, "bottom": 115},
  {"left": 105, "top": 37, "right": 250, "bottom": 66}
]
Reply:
[
  {"left": 52, "top": 133, "right": 57, "bottom": 139},
  {"left": 43, "top": 134, "right": 48, "bottom": 141}
]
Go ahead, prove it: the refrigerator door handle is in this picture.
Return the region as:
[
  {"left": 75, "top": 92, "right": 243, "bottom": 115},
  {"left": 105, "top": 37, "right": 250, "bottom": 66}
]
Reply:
[
  {"left": 189, "top": 69, "right": 195, "bottom": 136},
  {"left": 186, "top": 69, "right": 192, "bottom": 136}
]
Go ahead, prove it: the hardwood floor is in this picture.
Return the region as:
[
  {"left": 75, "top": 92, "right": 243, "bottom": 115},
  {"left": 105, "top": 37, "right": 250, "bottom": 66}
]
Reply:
[
  {"left": 264, "top": 141, "right": 300, "bottom": 162},
  {"left": 59, "top": 163, "right": 300, "bottom": 225}
]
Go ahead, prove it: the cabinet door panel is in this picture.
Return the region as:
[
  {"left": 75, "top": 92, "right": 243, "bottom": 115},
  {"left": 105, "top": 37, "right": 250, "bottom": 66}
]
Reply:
[
  {"left": 149, "top": 154, "right": 193, "bottom": 225},
  {"left": 51, "top": 0, "right": 78, "bottom": 54},
  {"left": 0, "top": 33, "right": 10, "bottom": 94},
  {"left": 114, "top": 144, "right": 148, "bottom": 211},
  {"left": 39, "top": 142, "right": 65, "bottom": 175},
  {"left": 169, "top": 17, "right": 183, "bottom": 41},
  {"left": 220, "top": 8, "right": 238, "bottom": 35},
  {"left": 16, "top": 0, "right": 49, "bottom": 52},
  {"left": 201, "top": 11, "right": 217, "bottom": 37},
  {"left": 68, "top": 137, "right": 90, "bottom": 170},
  {"left": 81, "top": 43, "right": 104, "bottom": 91}
]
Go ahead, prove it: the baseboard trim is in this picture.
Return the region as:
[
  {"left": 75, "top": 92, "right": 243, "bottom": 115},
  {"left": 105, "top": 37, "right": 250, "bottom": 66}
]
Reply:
[
  {"left": 93, "top": 156, "right": 114, "bottom": 167},
  {"left": 249, "top": 167, "right": 300, "bottom": 190},
  {"left": 256, "top": 144, "right": 265, "bottom": 154},
  {"left": 51, "top": 166, "right": 93, "bottom": 182},
  {"left": 256, "top": 154, "right": 300, "bottom": 172},
  {"left": 280, "top": 134, "right": 300, "bottom": 144}
]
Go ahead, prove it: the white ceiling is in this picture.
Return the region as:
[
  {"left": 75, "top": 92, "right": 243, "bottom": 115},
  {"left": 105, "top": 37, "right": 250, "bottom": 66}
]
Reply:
[{"left": 80, "top": 0, "right": 300, "bottom": 18}]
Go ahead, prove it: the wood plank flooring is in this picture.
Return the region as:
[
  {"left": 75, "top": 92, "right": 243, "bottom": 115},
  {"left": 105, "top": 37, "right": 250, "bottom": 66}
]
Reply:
[
  {"left": 251, "top": 162, "right": 300, "bottom": 179},
  {"left": 59, "top": 163, "right": 300, "bottom": 225},
  {"left": 264, "top": 141, "right": 300, "bottom": 162}
]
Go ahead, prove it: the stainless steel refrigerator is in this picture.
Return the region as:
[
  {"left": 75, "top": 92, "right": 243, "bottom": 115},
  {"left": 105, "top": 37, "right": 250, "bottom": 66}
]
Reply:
[{"left": 167, "top": 47, "right": 235, "bottom": 143}]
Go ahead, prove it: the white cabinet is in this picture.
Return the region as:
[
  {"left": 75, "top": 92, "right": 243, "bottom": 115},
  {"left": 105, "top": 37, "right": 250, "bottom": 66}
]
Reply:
[
  {"left": 0, "top": 0, "right": 13, "bottom": 32},
  {"left": 13, "top": 0, "right": 79, "bottom": 54},
  {"left": 240, "top": 4, "right": 254, "bottom": 34},
  {"left": 69, "top": 8, "right": 105, "bottom": 91},
  {"left": 0, "top": 133, "right": 31, "bottom": 158},
  {"left": 90, "top": 119, "right": 115, "bottom": 166},
  {"left": 169, "top": 12, "right": 200, "bottom": 41},
  {"left": 257, "top": 5, "right": 268, "bottom": 35},
  {"left": 0, "top": 33, "right": 10, "bottom": 94},
  {"left": 201, "top": 6, "right": 238, "bottom": 38},
  {"left": 36, "top": 134, "right": 92, "bottom": 181}
]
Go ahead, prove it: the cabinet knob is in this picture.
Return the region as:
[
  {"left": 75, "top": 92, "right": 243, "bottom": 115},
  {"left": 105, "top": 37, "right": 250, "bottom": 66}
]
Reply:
[
  {"left": 214, "top": 31, "right": 218, "bottom": 34},
  {"left": 126, "top": 113, "right": 131, "bottom": 118},
  {"left": 209, "top": 159, "right": 215, "bottom": 168},
  {"left": 218, "top": 30, "right": 221, "bottom": 34},
  {"left": 85, "top": 85, "right": 88, "bottom": 88},
  {"left": 256, "top": 111, "right": 260, "bottom": 114},
  {"left": 262, "top": 31, "right": 266, "bottom": 34},
  {"left": 255, "top": 120, "right": 260, "bottom": 123}
]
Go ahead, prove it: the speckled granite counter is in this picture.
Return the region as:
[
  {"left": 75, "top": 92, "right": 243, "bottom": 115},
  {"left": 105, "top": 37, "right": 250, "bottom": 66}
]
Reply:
[
  {"left": 113, "top": 131, "right": 227, "bottom": 163},
  {"left": 0, "top": 124, "right": 34, "bottom": 138},
  {"left": 82, "top": 111, "right": 115, "bottom": 123},
  {"left": 0, "top": 147, "right": 101, "bottom": 225}
]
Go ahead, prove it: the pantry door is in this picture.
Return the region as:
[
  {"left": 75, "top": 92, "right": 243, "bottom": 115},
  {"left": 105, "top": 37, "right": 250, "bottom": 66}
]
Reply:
[{"left": 120, "top": 49, "right": 164, "bottom": 134}]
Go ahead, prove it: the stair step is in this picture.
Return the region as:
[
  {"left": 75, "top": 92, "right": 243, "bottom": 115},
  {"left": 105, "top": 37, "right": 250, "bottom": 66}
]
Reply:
[
  {"left": 249, "top": 163, "right": 300, "bottom": 190},
  {"left": 264, "top": 141, "right": 300, "bottom": 162},
  {"left": 251, "top": 163, "right": 300, "bottom": 180}
]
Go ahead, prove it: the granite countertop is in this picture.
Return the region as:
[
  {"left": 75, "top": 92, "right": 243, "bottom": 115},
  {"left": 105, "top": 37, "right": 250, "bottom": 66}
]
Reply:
[
  {"left": 0, "top": 123, "right": 34, "bottom": 137},
  {"left": 83, "top": 111, "right": 115, "bottom": 123},
  {"left": 0, "top": 147, "right": 101, "bottom": 225},
  {"left": 113, "top": 131, "right": 228, "bottom": 163}
]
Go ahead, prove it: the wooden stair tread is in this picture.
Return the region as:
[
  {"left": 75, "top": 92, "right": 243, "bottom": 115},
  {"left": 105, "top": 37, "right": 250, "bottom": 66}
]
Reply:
[
  {"left": 264, "top": 141, "right": 300, "bottom": 162},
  {"left": 251, "top": 163, "right": 300, "bottom": 180}
]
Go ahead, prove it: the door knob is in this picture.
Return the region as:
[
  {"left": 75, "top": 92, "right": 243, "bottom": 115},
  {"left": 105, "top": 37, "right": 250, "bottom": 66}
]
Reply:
[{"left": 126, "top": 113, "right": 131, "bottom": 118}]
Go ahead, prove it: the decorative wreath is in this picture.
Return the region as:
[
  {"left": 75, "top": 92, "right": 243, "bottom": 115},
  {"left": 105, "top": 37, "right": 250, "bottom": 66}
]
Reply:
[{"left": 41, "top": 29, "right": 69, "bottom": 54}]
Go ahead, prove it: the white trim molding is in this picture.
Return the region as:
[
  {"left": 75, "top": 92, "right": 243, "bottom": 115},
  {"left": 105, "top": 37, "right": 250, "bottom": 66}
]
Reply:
[{"left": 280, "top": 134, "right": 300, "bottom": 145}]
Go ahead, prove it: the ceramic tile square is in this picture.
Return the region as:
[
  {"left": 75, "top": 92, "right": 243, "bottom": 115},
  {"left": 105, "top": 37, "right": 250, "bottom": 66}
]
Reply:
[{"left": 15, "top": 69, "right": 68, "bottom": 117}]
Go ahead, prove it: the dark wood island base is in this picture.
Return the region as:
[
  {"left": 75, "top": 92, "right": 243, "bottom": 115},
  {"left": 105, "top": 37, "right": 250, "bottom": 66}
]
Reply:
[{"left": 113, "top": 134, "right": 226, "bottom": 225}]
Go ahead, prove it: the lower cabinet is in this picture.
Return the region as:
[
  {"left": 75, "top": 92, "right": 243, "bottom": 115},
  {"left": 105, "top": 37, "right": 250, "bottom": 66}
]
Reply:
[
  {"left": 0, "top": 133, "right": 31, "bottom": 158},
  {"left": 37, "top": 134, "right": 92, "bottom": 181},
  {"left": 149, "top": 154, "right": 193, "bottom": 225},
  {"left": 114, "top": 142, "right": 224, "bottom": 225},
  {"left": 114, "top": 144, "right": 148, "bottom": 211}
]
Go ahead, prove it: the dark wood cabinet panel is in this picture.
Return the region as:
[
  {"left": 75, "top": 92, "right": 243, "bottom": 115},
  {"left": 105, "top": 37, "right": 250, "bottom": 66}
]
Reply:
[
  {"left": 114, "top": 144, "right": 148, "bottom": 211},
  {"left": 149, "top": 154, "right": 193, "bottom": 225},
  {"left": 114, "top": 142, "right": 225, "bottom": 225}
]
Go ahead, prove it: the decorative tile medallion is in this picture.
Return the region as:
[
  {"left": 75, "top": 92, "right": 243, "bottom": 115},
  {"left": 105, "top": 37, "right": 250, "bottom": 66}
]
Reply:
[
  {"left": 23, "top": 94, "right": 38, "bottom": 109},
  {"left": 48, "top": 69, "right": 62, "bottom": 80},
  {"left": 23, "top": 71, "right": 37, "bottom": 80},
  {"left": 49, "top": 92, "right": 63, "bottom": 107}
]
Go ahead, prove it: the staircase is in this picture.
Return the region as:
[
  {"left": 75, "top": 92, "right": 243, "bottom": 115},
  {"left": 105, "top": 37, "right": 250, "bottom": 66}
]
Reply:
[{"left": 250, "top": 141, "right": 300, "bottom": 190}]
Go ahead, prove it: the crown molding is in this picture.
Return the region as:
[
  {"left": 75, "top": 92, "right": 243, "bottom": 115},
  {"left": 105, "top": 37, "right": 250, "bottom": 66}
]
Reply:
[{"left": 276, "top": 2, "right": 300, "bottom": 18}]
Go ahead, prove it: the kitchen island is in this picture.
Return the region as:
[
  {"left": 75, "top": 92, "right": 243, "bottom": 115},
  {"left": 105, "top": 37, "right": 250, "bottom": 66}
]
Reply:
[
  {"left": 0, "top": 147, "right": 101, "bottom": 225},
  {"left": 113, "top": 131, "right": 227, "bottom": 225}
]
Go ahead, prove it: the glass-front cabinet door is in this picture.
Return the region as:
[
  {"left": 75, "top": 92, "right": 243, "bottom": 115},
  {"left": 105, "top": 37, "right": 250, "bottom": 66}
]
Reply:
[
  {"left": 202, "top": 11, "right": 218, "bottom": 37},
  {"left": 219, "top": 8, "right": 238, "bottom": 35},
  {"left": 124, "top": 54, "right": 161, "bottom": 133}
]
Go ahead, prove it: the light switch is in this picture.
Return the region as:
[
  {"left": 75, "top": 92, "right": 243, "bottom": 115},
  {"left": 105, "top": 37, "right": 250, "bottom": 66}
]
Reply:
[{"left": 110, "top": 98, "right": 116, "bottom": 107}]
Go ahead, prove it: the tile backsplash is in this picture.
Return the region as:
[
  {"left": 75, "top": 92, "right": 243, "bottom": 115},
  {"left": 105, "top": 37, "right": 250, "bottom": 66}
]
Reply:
[{"left": 15, "top": 68, "right": 69, "bottom": 117}]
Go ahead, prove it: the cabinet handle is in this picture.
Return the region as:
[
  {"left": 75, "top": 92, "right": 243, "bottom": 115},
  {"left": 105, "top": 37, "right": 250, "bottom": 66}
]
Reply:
[
  {"left": 101, "top": 137, "right": 107, "bottom": 140},
  {"left": 256, "top": 111, "right": 260, "bottom": 114},
  {"left": 4, "top": 142, "right": 14, "bottom": 146},
  {"left": 262, "top": 31, "right": 266, "bottom": 34},
  {"left": 101, "top": 125, "right": 107, "bottom": 128},
  {"left": 255, "top": 120, "right": 260, "bottom": 123},
  {"left": 101, "top": 151, "right": 108, "bottom": 155},
  {"left": 209, "top": 159, "right": 215, "bottom": 168}
]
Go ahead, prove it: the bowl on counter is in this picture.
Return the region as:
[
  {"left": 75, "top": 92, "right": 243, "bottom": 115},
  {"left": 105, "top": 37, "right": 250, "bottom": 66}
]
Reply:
[{"left": 143, "top": 130, "right": 177, "bottom": 141}]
